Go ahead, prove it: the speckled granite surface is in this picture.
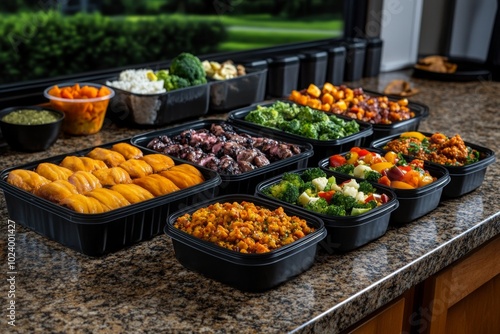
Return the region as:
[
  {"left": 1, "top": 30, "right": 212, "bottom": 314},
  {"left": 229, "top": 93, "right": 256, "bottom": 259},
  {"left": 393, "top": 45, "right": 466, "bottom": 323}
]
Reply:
[{"left": 0, "top": 70, "right": 498, "bottom": 333}]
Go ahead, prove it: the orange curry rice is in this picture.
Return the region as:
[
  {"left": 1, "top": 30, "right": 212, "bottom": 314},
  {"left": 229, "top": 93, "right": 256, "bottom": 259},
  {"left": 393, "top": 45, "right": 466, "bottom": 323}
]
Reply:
[{"left": 173, "top": 201, "right": 315, "bottom": 253}]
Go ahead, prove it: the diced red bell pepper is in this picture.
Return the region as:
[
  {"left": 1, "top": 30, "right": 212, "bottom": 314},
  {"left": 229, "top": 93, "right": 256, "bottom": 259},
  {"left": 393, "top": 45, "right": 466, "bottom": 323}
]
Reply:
[
  {"left": 329, "top": 154, "right": 346, "bottom": 167},
  {"left": 318, "top": 190, "right": 335, "bottom": 203}
]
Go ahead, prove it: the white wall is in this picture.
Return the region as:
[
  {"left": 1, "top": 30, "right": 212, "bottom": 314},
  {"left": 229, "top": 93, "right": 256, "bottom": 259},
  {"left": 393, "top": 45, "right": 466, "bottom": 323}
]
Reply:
[
  {"left": 449, "top": 0, "right": 497, "bottom": 61},
  {"left": 379, "top": 0, "right": 424, "bottom": 71}
]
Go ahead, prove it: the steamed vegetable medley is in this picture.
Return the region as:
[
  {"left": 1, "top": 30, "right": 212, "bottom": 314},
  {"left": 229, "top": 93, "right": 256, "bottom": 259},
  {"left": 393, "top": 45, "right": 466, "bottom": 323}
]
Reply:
[
  {"left": 244, "top": 100, "right": 360, "bottom": 140},
  {"left": 327, "top": 146, "right": 437, "bottom": 189},
  {"left": 262, "top": 168, "right": 390, "bottom": 217}
]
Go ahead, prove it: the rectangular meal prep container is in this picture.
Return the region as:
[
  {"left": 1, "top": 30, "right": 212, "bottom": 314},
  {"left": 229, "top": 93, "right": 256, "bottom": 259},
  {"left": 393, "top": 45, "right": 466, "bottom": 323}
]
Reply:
[
  {"left": 106, "top": 82, "right": 210, "bottom": 127},
  {"left": 370, "top": 132, "right": 496, "bottom": 198},
  {"left": 226, "top": 101, "right": 373, "bottom": 167},
  {"left": 254, "top": 168, "right": 399, "bottom": 253},
  {"left": 0, "top": 140, "right": 221, "bottom": 256},
  {"left": 207, "top": 67, "right": 267, "bottom": 112},
  {"left": 360, "top": 90, "right": 430, "bottom": 146},
  {"left": 165, "top": 194, "right": 327, "bottom": 292},
  {"left": 318, "top": 149, "right": 451, "bottom": 224},
  {"left": 131, "top": 119, "right": 314, "bottom": 195}
]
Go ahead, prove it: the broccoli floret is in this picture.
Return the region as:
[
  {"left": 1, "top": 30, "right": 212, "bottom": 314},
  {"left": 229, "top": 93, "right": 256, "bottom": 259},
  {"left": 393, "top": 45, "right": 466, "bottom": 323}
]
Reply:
[
  {"left": 355, "top": 200, "right": 377, "bottom": 210},
  {"left": 296, "top": 107, "right": 317, "bottom": 123},
  {"left": 281, "top": 172, "right": 304, "bottom": 188},
  {"left": 264, "top": 181, "right": 300, "bottom": 204},
  {"left": 312, "top": 111, "right": 331, "bottom": 123},
  {"left": 358, "top": 181, "right": 376, "bottom": 194},
  {"left": 364, "top": 170, "right": 382, "bottom": 182},
  {"left": 324, "top": 205, "right": 347, "bottom": 216},
  {"left": 164, "top": 74, "right": 191, "bottom": 91},
  {"left": 301, "top": 168, "right": 327, "bottom": 182},
  {"left": 330, "top": 164, "right": 355, "bottom": 175},
  {"left": 169, "top": 52, "right": 207, "bottom": 87},
  {"left": 305, "top": 197, "right": 329, "bottom": 214},
  {"left": 331, "top": 192, "right": 357, "bottom": 213},
  {"left": 277, "top": 118, "right": 301, "bottom": 133},
  {"left": 299, "top": 181, "right": 316, "bottom": 194},
  {"left": 299, "top": 123, "right": 319, "bottom": 139},
  {"left": 244, "top": 106, "right": 282, "bottom": 128}
]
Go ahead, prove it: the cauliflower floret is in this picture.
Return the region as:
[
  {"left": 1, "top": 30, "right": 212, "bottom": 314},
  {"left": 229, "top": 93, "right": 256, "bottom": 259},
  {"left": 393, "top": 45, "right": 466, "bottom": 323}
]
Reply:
[
  {"left": 343, "top": 185, "right": 358, "bottom": 198},
  {"left": 312, "top": 177, "right": 329, "bottom": 191},
  {"left": 353, "top": 164, "right": 372, "bottom": 179}
]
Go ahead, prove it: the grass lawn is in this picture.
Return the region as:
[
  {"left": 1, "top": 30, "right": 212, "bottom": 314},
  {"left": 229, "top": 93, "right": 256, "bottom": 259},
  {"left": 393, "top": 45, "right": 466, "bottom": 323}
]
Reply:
[{"left": 125, "top": 13, "right": 343, "bottom": 51}]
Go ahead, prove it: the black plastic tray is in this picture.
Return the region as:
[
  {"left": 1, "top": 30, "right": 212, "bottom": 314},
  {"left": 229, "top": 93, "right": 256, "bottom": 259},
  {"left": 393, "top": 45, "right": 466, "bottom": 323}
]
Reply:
[
  {"left": 131, "top": 119, "right": 314, "bottom": 195},
  {"left": 227, "top": 101, "right": 373, "bottom": 167},
  {"left": 412, "top": 56, "right": 492, "bottom": 82},
  {"left": 107, "top": 82, "right": 210, "bottom": 127},
  {"left": 370, "top": 133, "right": 496, "bottom": 198},
  {"left": 208, "top": 68, "right": 267, "bottom": 112},
  {"left": 318, "top": 150, "right": 451, "bottom": 224},
  {"left": 165, "top": 194, "right": 327, "bottom": 292},
  {"left": 255, "top": 169, "right": 399, "bottom": 253},
  {"left": 361, "top": 89, "right": 430, "bottom": 145},
  {"left": 0, "top": 140, "right": 221, "bottom": 256}
]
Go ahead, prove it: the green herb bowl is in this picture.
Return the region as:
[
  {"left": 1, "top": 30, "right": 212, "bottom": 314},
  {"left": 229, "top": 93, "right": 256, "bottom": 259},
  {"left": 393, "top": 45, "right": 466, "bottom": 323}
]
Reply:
[{"left": 0, "top": 106, "right": 64, "bottom": 152}]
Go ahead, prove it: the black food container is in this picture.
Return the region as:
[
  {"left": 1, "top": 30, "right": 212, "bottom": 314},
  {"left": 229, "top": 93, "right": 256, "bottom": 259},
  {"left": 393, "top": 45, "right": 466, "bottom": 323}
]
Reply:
[
  {"left": 255, "top": 169, "right": 399, "bottom": 253},
  {"left": 356, "top": 89, "right": 429, "bottom": 146},
  {"left": 208, "top": 67, "right": 267, "bottom": 112},
  {"left": 0, "top": 140, "right": 221, "bottom": 256},
  {"left": 266, "top": 55, "right": 300, "bottom": 98},
  {"left": 298, "top": 49, "right": 328, "bottom": 89},
  {"left": 130, "top": 120, "right": 313, "bottom": 195},
  {"left": 323, "top": 45, "right": 346, "bottom": 86},
  {"left": 107, "top": 83, "right": 210, "bottom": 127},
  {"left": 165, "top": 194, "right": 327, "bottom": 292},
  {"left": 340, "top": 38, "right": 367, "bottom": 82},
  {"left": 370, "top": 133, "right": 496, "bottom": 197},
  {"left": 318, "top": 153, "right": 451, "bottom": 224},
  {"left": 363, "top": 38, "right": 383, "bottom": 78},
  {"left": 227, "top": 101, "right": 373, "bottom": 166}
]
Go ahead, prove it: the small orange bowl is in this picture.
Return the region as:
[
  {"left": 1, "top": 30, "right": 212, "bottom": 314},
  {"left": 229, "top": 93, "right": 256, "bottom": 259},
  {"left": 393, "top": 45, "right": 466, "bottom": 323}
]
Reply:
[{"left": 44, "top": 82, "right": 115, "bottom": 135}]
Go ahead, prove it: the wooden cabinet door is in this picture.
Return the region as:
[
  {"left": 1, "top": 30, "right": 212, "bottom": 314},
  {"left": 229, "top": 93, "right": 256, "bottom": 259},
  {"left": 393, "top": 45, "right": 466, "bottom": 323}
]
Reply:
[{"left": 421, "top": 236, "right": 500, "bottom": 334}]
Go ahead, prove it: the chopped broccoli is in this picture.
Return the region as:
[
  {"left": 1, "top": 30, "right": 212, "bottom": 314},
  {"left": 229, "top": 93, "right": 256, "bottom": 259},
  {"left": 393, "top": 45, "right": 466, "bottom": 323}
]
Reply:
[
  {"left": 304, "top": 197, "right": 329, "bottom": 213},
  {"left": 169, "top": 52, "right": 207, "bottom": 87},
  {"left": 299, "top": 123, "right": 318, "bottom": 139},
  {"left": 264, "top": 181, "right": 300, "bottom": 203},
  {"left": 281, "top": 172, "right": 304, "bottom": 188},
  {"left": 330, "top": 164, "right": 355, "bottom": 175},
  {"left": 324, "top": 205, "right": 347, "bottom": 216},
  {"left": 358, "top": 181, "right": 376, "bottom": 194},
  {"left": 331, "top": 192, "right": 357, "bottom": 213},
  {"left": 299, "top": 181, "right": 316, "bottom": 194},
  {"left": 363, "top": 170, "right": 382, "bottom": 182},
  {"left": 301, "top": 168, "right": 326, "bottom": 182},
  {"left": 277, "top": 118, "right": 301, "bottom": 133}
]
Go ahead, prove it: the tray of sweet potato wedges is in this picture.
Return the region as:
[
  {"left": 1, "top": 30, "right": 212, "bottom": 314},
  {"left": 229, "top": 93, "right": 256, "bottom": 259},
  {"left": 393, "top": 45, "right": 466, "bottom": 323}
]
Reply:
[{"left": 0, "top": 140, "right": 222, "bottom": 256}]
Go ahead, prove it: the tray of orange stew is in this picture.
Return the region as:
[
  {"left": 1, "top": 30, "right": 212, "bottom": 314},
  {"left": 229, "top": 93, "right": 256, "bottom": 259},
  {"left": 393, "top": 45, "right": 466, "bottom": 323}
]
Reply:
[
  {"left": 165, "top": 194, "right": 326, "bottom": 292},
  {"left": 319, "top": 146, "right": 450, "bottom": 224},
  {"left": 370, "top": 131, "right": 496, "bottom": 198}
]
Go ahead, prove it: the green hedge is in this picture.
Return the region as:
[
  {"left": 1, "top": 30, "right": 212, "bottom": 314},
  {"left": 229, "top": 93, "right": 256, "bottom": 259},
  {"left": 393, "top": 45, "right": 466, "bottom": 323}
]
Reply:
[{"left": 0, "top": 11, "right": 227, "bottom": 84}]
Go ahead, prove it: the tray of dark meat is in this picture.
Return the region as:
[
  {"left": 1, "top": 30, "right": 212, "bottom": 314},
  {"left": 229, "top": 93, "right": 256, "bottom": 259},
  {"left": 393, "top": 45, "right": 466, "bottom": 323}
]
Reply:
[{"left": 131, "top": 120, "right": 314, "bottom": 195}]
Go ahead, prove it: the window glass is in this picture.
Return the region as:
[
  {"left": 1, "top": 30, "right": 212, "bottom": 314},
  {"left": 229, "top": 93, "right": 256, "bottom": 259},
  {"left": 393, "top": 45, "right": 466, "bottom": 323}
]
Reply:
[{"left": 0, "top": 0, "right": 343, "bottom": 85}]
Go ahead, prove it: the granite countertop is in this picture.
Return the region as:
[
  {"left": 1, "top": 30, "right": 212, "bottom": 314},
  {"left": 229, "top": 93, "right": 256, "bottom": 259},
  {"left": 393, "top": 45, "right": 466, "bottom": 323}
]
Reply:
[{"left": 1, "top": 70, "right": 499, "bottom": 333}]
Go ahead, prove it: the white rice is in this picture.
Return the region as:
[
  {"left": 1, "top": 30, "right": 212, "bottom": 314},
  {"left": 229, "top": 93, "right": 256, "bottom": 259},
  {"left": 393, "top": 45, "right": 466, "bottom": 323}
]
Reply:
[{"left": 106, "top": 69, "right": 166, "bottom": 94}]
